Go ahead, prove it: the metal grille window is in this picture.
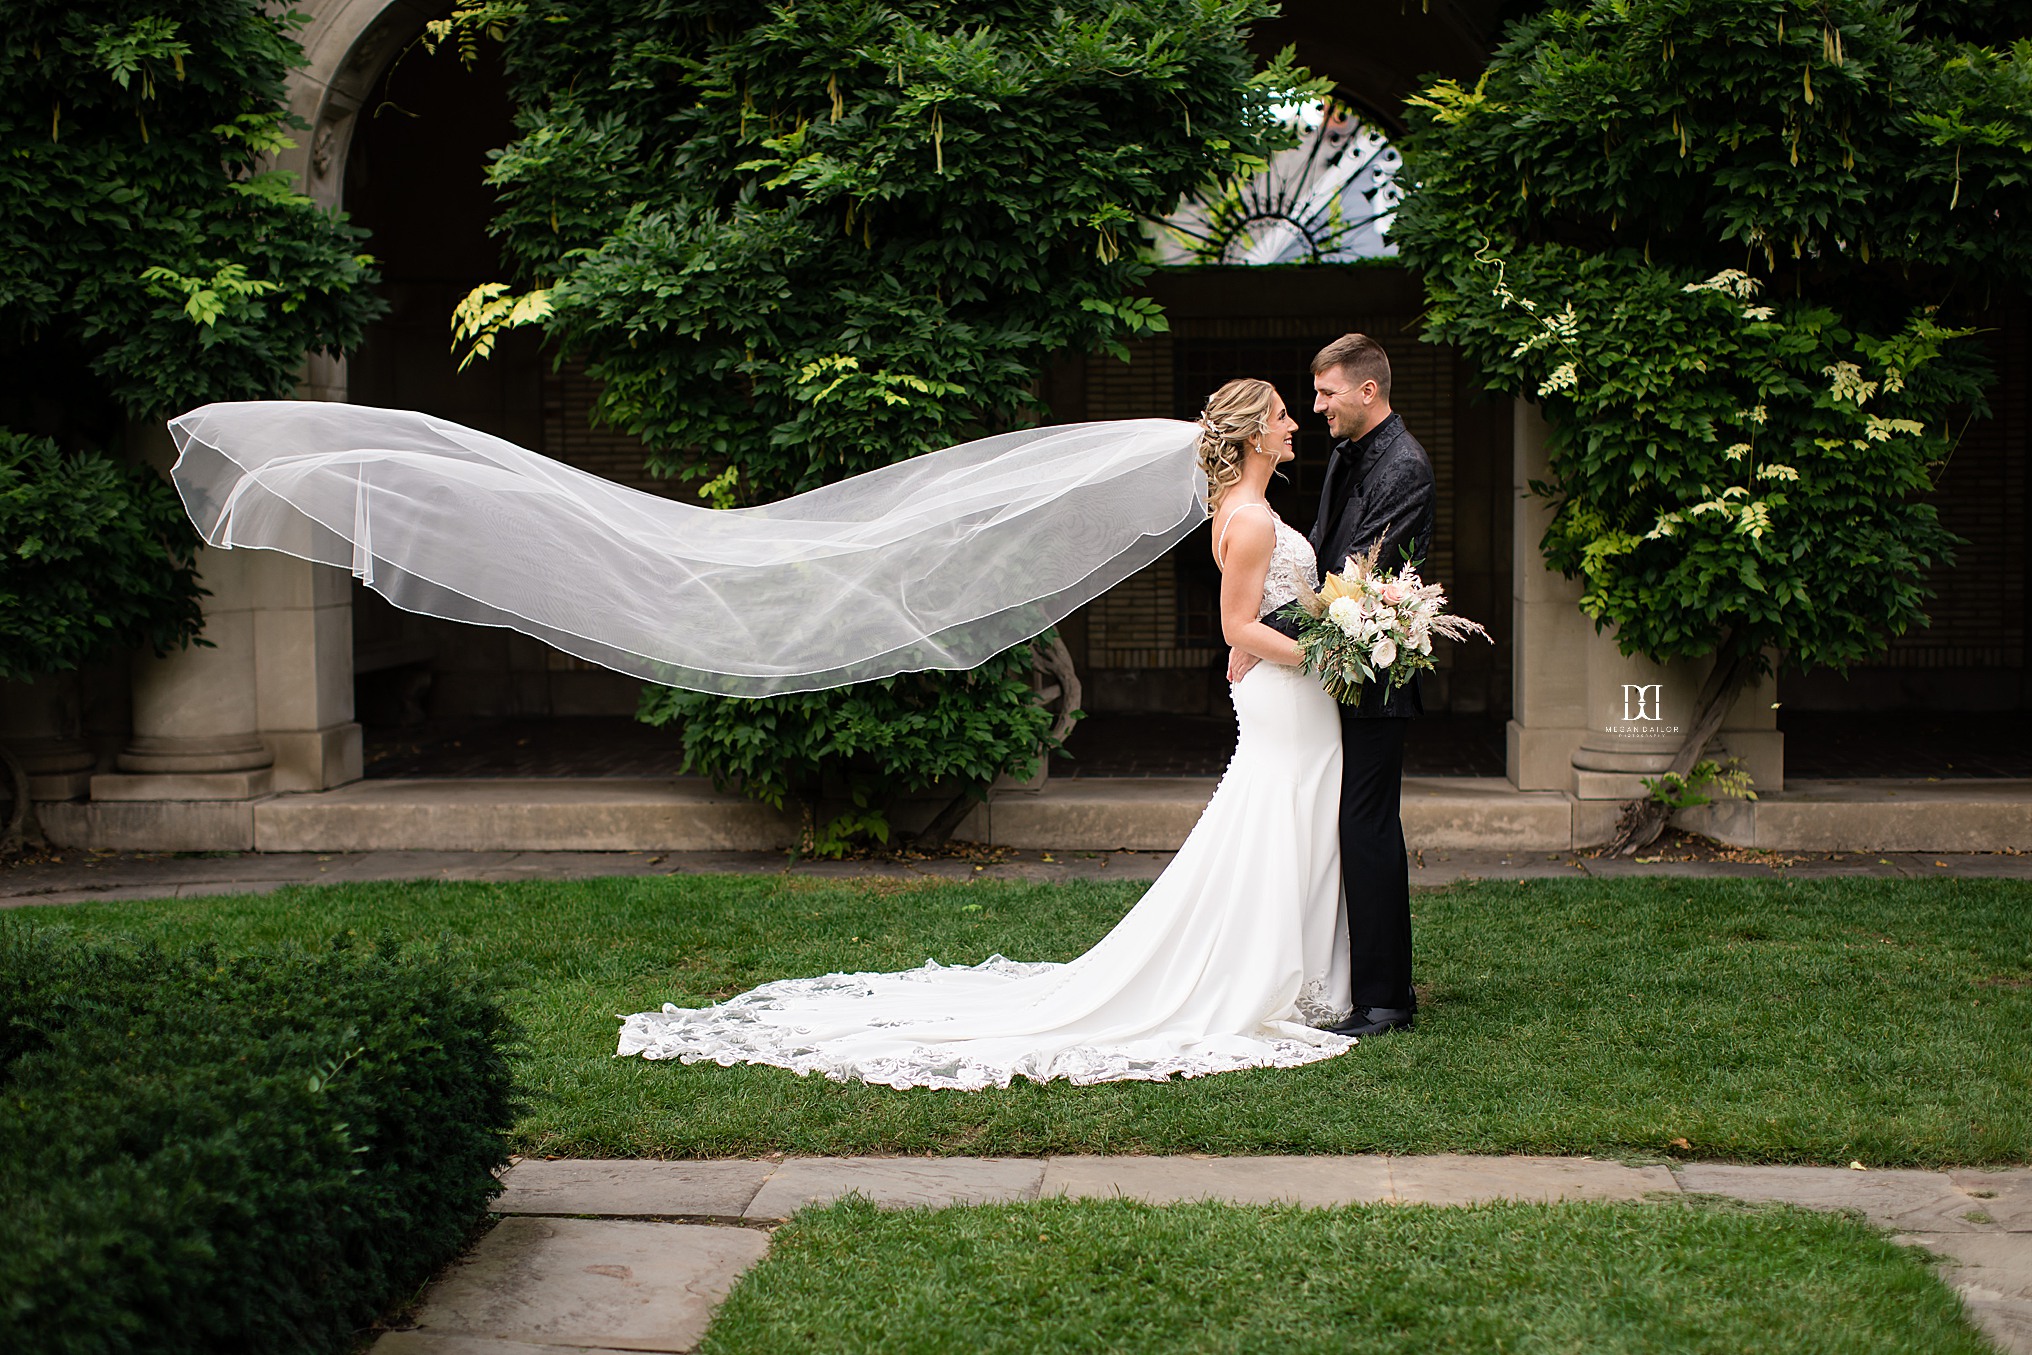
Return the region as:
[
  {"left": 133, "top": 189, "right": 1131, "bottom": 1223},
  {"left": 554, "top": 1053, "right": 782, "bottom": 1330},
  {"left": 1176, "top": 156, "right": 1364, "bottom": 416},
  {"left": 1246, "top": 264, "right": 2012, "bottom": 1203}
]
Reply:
[{"left": 1157, "top": 99, "right": 1401, "bottom": 267}]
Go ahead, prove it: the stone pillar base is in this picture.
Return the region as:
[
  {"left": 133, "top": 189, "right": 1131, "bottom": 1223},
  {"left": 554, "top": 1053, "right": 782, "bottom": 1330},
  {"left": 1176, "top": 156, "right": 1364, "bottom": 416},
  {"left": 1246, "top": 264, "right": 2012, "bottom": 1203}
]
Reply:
[
  {"left": 264, "top": 722, "right": 364, "bottom": 792},
  {"left": 1571, "top": 740, "right": 1678, "bottom": 800},
  {"left": 1, "top": 674, "right": 98, "bottom": 802},
  {"left": 117, "top": 732, "right": 272, "bottom": 775},
  {"left": 1507, "top": 721, "right": 1589, "bottom": 792},
  {"left": 91, "top": 768, "right": 275, "bottom": 801},
  {"left": 1712, "top": 729, "right": 1785, "bottom": 795},
  {"left": 10, "top": 738, "right": 96, "bottom": 802}
]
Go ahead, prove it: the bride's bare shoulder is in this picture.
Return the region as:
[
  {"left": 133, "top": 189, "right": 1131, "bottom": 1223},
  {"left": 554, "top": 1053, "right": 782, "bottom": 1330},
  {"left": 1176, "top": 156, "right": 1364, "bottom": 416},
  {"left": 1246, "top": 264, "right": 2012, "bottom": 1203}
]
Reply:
[{"left": 1212, "top": 499, "right": 1275, "bottom": 568}]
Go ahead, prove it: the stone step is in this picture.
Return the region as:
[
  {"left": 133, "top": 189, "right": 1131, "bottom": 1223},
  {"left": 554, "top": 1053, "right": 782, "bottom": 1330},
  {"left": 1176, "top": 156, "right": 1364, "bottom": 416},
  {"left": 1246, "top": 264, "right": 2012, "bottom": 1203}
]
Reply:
[
  {"left": 1679, "top": 778, "right": 2032, "bottom": 853},
  {"left": 38, "top": 774, "right": 2032, "bottom": 855}
]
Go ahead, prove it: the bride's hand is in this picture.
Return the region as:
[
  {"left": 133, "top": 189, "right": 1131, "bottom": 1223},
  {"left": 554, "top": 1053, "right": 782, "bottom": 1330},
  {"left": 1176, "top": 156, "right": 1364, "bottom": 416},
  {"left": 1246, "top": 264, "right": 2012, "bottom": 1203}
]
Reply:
[{"left": 1227, "top": 647, "right": 1261, "bottom": 683}]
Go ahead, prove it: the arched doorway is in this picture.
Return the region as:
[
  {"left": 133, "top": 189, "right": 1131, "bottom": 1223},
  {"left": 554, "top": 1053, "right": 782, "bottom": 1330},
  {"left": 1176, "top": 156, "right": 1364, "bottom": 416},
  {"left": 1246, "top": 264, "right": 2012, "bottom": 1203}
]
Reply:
[{"left": 320, "top": 5, "right": 1521, "bottom": 780}]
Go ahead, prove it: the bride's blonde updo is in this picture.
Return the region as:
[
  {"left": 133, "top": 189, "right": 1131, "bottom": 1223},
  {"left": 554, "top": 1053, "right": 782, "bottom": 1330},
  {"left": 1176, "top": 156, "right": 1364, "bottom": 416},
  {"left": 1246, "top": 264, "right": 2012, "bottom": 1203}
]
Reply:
[{"left": 1195, "top": 378, "right": 1277, "bottom": 516}]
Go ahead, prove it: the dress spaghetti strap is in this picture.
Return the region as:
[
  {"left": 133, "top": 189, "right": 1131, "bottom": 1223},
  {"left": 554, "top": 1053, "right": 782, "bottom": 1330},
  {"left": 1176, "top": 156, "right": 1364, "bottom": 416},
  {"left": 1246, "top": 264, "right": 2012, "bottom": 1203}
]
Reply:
[{"left": 1215, "top": 500, "right": 1273, "bottom": 569}]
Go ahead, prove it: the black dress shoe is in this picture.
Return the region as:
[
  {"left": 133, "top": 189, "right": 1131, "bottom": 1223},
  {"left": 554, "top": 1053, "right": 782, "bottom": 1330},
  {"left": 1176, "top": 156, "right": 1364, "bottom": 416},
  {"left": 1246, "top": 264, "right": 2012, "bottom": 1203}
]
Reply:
[{"left": 1324, "top": 1004, "right": 1415, "bottom": 1038}]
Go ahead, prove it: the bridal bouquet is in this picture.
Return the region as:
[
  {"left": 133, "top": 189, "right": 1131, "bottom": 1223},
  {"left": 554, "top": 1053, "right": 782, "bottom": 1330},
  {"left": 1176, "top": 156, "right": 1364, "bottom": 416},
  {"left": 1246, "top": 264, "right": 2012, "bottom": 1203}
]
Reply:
[{"left": 1277, "top": 540, "right": 1490, "bottom": 704}]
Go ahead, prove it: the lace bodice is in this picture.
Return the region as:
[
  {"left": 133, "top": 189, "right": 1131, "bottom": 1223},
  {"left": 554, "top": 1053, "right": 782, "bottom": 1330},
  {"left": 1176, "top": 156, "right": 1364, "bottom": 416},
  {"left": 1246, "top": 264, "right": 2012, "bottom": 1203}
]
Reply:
[
  {"left": 1260, "top": 515, "right": 1320, "bottom": 618},
  {"left": 1219, "top": 504, "right": 1319, "bottom": 619}
]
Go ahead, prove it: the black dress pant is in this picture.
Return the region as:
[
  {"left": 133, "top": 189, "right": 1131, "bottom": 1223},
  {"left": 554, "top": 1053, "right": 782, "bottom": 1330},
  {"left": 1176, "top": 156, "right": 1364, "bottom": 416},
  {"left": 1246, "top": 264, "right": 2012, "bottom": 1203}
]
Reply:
[{"left": 1338, "top": 714, "right": 1412, "bottom": 1009}]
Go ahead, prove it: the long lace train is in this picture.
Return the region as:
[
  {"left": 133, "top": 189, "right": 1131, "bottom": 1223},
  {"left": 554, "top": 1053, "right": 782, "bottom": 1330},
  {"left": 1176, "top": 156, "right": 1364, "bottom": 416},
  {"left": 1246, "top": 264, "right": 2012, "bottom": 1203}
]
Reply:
[{"left": 617, "top": 645, "right": 1355, "bottom": 1089}]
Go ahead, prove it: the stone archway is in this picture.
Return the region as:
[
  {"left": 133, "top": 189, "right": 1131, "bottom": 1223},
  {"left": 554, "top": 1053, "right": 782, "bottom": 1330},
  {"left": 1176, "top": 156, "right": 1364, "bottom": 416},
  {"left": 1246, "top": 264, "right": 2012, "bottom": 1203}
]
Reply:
[
  {"left": 36, "top": 1, "right": 440, "bottom": 850},
  {"left": 278, "top": 0, "right": 443, "bottom": 397}
]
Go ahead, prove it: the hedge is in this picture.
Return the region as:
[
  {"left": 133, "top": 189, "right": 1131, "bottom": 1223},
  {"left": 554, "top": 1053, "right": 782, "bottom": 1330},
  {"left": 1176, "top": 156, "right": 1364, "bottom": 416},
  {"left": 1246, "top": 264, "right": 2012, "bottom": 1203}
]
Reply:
[{"left": 0, "top": 924, "right": 516, "bottom": 1354}]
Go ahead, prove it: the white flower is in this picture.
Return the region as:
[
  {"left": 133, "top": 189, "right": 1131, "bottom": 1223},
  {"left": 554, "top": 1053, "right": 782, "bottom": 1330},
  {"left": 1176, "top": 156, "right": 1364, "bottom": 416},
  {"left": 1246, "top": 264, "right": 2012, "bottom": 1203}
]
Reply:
[
  {"left": 1372, "top": 608, "right": 1397, "bottom": 633},
  {"left": 1371, "top": 637, "right": 1398, "bottom": 669},
  {"left": 1327, "top": 596, "right": 1364, "bottom": 635}
]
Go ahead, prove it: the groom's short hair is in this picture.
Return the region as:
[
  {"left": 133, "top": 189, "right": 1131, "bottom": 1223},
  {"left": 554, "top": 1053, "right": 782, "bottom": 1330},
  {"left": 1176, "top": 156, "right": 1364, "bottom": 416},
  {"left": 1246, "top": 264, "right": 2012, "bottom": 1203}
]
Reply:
[{"left": 1312, "top": 333, "right": 1391, "bottom": 402}]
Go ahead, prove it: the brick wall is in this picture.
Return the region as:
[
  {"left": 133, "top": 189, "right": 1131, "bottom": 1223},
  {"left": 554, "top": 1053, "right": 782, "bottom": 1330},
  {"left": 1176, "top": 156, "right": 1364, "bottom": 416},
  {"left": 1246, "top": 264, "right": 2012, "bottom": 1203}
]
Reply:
[
  {"left": 1787, "top": 303, "right": 2029, "bottom": 708},
  {"left": 1071, "top": 294, "right": 1506, "bottom": 715}
]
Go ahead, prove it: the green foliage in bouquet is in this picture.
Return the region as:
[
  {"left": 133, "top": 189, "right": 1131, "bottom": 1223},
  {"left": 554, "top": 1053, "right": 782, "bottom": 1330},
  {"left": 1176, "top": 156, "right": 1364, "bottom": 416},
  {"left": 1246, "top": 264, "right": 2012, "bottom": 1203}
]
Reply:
[
  {"left": 1278, "top": 538, "right": 1490, "bottom": 706},
  {"left": 1393, "top": 0, "right": 2031, "bottom": 693},
  {"left": 455, "top": 0, "right": 1321, "bottom": 851},
  {"left": 0, "top": 1, "right": 384, "bottom": 679}
]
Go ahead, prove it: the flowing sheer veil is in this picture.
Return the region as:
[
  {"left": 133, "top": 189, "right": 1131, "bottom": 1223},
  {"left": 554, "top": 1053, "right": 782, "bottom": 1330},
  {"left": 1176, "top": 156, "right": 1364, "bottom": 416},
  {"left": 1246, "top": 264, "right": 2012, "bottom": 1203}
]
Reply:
[{"left": 167, "top": 401, "right": 1206, "bottom": 696}]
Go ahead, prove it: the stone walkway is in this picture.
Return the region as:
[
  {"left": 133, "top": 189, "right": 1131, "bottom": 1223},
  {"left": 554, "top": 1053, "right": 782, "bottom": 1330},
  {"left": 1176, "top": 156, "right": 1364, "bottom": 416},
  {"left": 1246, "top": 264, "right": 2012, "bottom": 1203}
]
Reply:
[
  {"left": 8, "top": 843, "right": 2032, "bottom": 909},
  {"left": 370, "top": 1155, "right": 2032, "bottom": 1354}
]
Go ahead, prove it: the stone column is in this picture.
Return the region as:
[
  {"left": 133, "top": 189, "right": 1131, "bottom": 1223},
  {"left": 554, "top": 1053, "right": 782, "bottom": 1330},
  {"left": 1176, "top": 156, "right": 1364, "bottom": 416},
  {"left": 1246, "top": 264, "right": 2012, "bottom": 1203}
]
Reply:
[
  {"left": 253, "top": 553, "right": 363, "bottom": 791},
  {"left": 1570, "top": 650, "right": 1784, "bottom": 799},
  {"left": 1504, "top": 397, "right": 1786, "bottom": 842},
  {"left": 1569, "top": 644, "right": 1706, "bottom": 799},
  {"left": 99, "top": 539, "right": 275, "bottom": 801},
  {"left": 67, "top": 427, "right": 277, "bottom": 850},
  {"left": 0, "top": 673, "right": 96, "bottom": 801},
  {"left": 1505, "top": 401, "right": 1592, "bottom": 789}
]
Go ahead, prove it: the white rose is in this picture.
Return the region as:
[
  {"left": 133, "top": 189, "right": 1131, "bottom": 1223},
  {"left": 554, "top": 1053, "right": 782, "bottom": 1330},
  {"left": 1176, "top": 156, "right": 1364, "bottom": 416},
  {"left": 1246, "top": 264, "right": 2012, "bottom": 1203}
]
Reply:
[
  {"left": 1372, "top": 637, "right": 1398, "bottom": 668},
  {"left": 1372, "top": 608, "right": 1397, "bottom": 632}
]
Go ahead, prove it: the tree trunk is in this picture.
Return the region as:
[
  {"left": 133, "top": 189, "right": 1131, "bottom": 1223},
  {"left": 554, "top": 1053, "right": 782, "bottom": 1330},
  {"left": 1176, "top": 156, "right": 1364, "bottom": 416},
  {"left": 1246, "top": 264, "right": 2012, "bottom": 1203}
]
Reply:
[
  {"left": 1605, "top": 646, "right": 1755, "bottom": 857},
  {"left": 913, "top": 779, "right": 991, "bottom": 849},
  {"left": 0, "top": 744, "right": 30, "bottom": 853}
]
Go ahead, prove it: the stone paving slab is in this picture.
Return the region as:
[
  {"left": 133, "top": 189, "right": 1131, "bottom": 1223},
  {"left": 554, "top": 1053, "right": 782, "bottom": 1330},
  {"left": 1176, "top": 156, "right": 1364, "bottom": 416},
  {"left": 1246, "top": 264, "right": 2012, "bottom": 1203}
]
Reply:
[
  {"left": 743, "top": 1156, "right": 1044, "bottom": 1219},
  {"left": 1022, "top": 1154, "right": 1679, "bottom": 1207},
  {"left": 495, "top": 1160, "right": 772, "bottom": 1221},
  {"left": 1677, "top": 1164, "right": 2006, "bottom": 1233},
  {"left": 1910, "top": 1232, "right": 2032, "bottom": 1302},
  {"left": 1955, "top": 1170, "right": 2032, "bottom": 1232},
  {"left": 374, "top": 1335, "right": 651, "bottom": 1355},
  {"left": 388, "top": 1157, "right": 2032, "bottom": 1355},
  {"left": 403, "top": 1217, "right": 768, "bottom": 1354},
  {"left": 1387, "top": 1154, "right": 1676, "bottom": 1204},
  {"left": 1961, "top": 1298, "right": 2032, "bottom": 1353},
  {"left": 1040, "top": 1154, "right": 1395, "bottom": 1206}
]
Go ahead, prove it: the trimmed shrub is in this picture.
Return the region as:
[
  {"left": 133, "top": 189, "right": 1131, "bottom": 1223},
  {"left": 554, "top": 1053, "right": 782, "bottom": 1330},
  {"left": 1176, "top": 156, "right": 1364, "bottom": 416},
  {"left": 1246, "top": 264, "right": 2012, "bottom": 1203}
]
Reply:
[{"left": 0, "top": 924, "right": 516, "bottom": 1355}]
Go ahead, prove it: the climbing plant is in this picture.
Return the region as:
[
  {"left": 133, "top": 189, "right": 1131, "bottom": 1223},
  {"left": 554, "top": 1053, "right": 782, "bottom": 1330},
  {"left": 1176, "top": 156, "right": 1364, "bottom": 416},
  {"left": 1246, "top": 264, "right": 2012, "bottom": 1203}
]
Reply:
[
  {"left": 1392, "top": 0, "right": 2032, "bottom": 850},
  {"left": 454, "top": 0, "right": 1321, "bottom": 852},
  {"left": 0, "top": 1, "right": 384, "bottom": 676}
]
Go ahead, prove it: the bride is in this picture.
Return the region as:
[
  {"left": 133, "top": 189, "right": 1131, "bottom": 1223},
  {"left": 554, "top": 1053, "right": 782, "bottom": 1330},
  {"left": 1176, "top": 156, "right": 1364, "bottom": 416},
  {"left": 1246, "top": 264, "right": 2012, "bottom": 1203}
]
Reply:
[{"left": 617, "top": 378, "right": 1357, "bottom": 1088}]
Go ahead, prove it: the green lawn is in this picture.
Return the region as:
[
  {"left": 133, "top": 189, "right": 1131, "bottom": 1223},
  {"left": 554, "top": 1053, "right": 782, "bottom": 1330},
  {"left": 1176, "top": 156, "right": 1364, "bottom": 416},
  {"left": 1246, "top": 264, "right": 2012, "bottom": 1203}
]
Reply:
[
  {"left": 24, "top": 874, "right": 2031, "bottom": 1164},
  {"left": 698, "top": 1196, "right": 1992, "bottom": 1354}
]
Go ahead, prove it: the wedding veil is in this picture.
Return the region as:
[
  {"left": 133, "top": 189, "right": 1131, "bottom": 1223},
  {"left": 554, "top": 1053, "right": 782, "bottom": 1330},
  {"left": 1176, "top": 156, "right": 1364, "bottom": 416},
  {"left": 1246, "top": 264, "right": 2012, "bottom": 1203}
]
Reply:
[{"left": 167, "top": 401, "right": 1207, "bottom": 696}]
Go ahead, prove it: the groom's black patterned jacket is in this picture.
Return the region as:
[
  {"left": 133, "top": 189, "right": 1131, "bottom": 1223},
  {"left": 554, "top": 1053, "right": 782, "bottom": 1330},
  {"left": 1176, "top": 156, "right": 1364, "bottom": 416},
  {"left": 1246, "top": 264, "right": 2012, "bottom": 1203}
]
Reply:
[{"left": 1267, "top": 410, "right": 1437, "bottom": 719}]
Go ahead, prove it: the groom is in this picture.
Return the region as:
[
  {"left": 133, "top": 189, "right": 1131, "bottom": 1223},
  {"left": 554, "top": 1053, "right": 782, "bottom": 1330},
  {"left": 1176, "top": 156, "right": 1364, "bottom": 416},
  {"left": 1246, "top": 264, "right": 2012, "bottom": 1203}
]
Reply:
[{"left": 1231, "top": 333, "right": 1435, "bottom": 1037}]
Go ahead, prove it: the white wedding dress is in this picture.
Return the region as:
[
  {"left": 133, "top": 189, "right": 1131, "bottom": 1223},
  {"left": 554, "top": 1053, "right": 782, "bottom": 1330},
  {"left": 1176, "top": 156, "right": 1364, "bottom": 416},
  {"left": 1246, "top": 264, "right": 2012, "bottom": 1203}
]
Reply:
[{"left": 617, "top": 512, "right": 1356, "bottom": 1088}]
